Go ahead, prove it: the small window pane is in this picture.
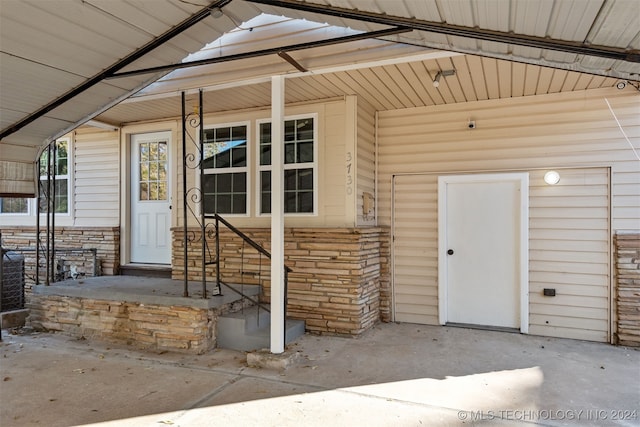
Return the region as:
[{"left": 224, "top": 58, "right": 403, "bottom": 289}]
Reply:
[
  {"left": 216, "top": 127, "right": 230, "bottom": 141},
  {"left": 261, "top": 193, "right": 271, "bottom": 214},
  {"left": 216, "top": 173, "right": 231, "bottom": 192},
  {"left": 202, "top": 175, "right": 215, "bottom": 193},
  {"left": 285, "top": 143, "right": 296, "bottom": 164},
  {"left": 140, "top": 143, "right": 149, "bottom": 161},
  {"left": 232, "top": 194, "right": 247, "bottom": 214},
  {"left": 260, "top": 145, "right": 271, "bottom": 166},
  {"left": 217, "top": 194, "right": 232, "bottom": 212},
  {"left": 159, "top": 161, "right": 167, "bottom": 180},
  {"left": 140, "top": 182, "right": 149, "bottom": 200},
  {"left": 298, "top": 191, "right": 313, "bottom": 212},
  {"left": 215, "top": 149, "right": 230, "bottom": 168},
  {"left": 284, "top": 192, "right": 296, "bottom": 213},
  {"left": 261, "top": 171, "right": 271, "bottom": 191},
  {"left": 158, "top": 142, "right": 167, "bottom": 161},
  {"left": 150, "top": 182, "right": 159, "bottom": 200},
  {"left": 150, "top": 162, "right": 158, "bottom": 180},
  {"left": 149, "top": 142, "right": 158, "bottom": 161},
  {"left": 298, "top": 141, "right": 313, "bottom": 163},
  {"left": 297, "top": 118, "right": 314, "bottom": 140},
  {"left": 232, "top": 146, "right": 246, "bottom": 167},
  {"left": 260, "top": 123, "right": 271, "bottom": 143},
  {"left": 284, "top": 169, "right": 296, "bottom": 188},
  {"left": 298, "top": 169, "right": 313, "bottom": 190},
  {"left": 284, "top": 120, "right": 295, "bottom": 141},
  {"left": 158, "top": 182, "right": 167, "bottom": 200},
  {"left": 232, "top": 172, "right": 246, "bottom": 191},
  {"left": 232, "top": 126, "right": 246, "bottom": 141}
]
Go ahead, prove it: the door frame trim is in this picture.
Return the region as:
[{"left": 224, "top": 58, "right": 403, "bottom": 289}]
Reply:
[
  {"left": 121, "top": 127, "right": 175, "bottom": 266},
  {"left": 437, "top": 172, "right": 529, "bottom": 333}
]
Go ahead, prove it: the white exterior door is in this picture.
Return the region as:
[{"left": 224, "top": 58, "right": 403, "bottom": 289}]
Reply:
[
  {"left": 130, "top": 132, "right": 171, "bottom": 264},
  {"left": 438, "top": 173, "right": 529, "bottom": 331}
]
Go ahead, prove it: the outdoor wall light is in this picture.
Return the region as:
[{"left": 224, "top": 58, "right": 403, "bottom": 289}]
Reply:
[
  {"left": 433, "top": 69, "right": 456, "bottom": 87},
  {"left": 544, "top": 170, "right": 561, "bottom": 185}
]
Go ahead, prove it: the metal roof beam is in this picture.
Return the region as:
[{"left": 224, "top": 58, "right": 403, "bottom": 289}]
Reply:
[
  {"left": 246, "top": 0, "right": 640, "bottom": 63},
  {"left": 107, "top": 26, "right": 411, "bottom": 79},
  {"left": 0, "top": 0, "right": 233, "bottom": 141}
]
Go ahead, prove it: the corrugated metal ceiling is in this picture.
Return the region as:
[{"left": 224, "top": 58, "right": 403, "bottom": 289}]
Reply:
[{"left": 1, "top": 0, "right": 639, "bottom": 195}]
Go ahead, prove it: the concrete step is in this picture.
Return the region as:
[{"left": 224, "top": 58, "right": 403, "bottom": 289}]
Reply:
[
  {"left": 119, "top": 264, "right": 171, "bottom": 279},
  {"left": 216, "top": 305, "right": 305, "bottom": 352}
]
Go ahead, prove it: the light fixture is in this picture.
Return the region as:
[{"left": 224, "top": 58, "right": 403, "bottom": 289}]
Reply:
[
  {"left": 544, "top": 170, "right": 561, "bottom": 185},
  {"left": 209, "top": 7, "right": 223, "bottom": 18},
  {"left": 433, "top": 69, "right": 456, "bottom": 88}
]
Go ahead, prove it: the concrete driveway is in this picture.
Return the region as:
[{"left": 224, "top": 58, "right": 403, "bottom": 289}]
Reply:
[{"left": 1, "top": 323, "right": 638, "bottom": 426}]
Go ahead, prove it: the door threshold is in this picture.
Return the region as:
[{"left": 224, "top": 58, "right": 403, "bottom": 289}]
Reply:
[{"left": 446, "top": 322, "right": 520, "bottom": 333}]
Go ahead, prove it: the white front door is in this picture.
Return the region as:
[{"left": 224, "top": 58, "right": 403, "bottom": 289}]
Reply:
[
  {"left": 130, "top": 132, "right": 171, "bottom": 264},
  {"left": 438, "top": 173, "right": 529, "bottom": 331}
]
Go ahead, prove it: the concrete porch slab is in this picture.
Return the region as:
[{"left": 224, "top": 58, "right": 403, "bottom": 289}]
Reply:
[{"left": 31, "top": 276, "right": 259, "bottom": 310}]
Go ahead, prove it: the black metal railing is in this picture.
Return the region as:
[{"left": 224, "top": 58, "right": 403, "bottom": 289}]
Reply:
[
  {"left": 181, "top": 88, "right": 291, "bottom": 345},
  {"left": 204, "top": 214, "right": 291, "bottom": 337}
]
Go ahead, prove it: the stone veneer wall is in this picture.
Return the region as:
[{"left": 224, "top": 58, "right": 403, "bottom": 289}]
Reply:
[
  {"left": 615, "top": 231, "right": 640, "bottom": 347},
  {"left": 172, "top": 227, "right": 390, "bottom": 335},
  {"left": 28, "top": 295, "right": 214, "bottom": 353},
  {"left": 0, "top": 226, "right": 120, "bottom": 292}
]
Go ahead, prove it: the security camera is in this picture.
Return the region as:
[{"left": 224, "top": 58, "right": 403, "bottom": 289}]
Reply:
[
  {"left": 616, "top": 80, "right": 627, "bottom": 90},
  {"left": 468, "top": 120, "right": 476, "bottom": 129}
]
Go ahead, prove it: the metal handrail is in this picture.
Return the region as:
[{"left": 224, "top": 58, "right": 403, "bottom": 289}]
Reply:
[
  {"left": 204, "top": 213, "right": 290, "bottom": 344},
  {"left": 207, "top": 214, "right": 292, "bottom": 272}
]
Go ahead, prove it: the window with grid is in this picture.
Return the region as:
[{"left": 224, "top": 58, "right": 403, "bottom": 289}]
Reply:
[
  {"left": 39, "top": 139, "right": 70, "bottom": 214},
  {"left": 259, "top": 116, "right": 315, "bottom": 214},
  {"left": 201, "top": 124, "right": 248, "bottom": 215},
  {"left": 0, "top": 197, "right": 29, "bottom": 214},
  {"left": 0, "top": 138, "right": 71, "bottom": 216}
]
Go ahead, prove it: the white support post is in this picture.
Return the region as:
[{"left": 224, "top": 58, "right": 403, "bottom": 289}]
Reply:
[{"left": 270, "top": 75, "right": 285, "bottom": 354}]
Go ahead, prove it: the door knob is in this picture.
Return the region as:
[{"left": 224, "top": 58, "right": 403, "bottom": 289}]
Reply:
[{"left": 447, "top": 249, "right": 454, "bottom": 255}]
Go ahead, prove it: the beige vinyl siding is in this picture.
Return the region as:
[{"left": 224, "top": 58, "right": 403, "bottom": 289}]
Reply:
[
  {"left": 356, "top": 97, "right": 377, "bottom": 226},
  {"left": 380, "top": 88, "right": 639, "bottom": 342},
  {"left": 159, "top": 98, "right": 355, "bottom": 229},
  {"left": 392, "top": 174, "right": 438, "bottom": 324},
  {"left": 528, "top": 168, "right": 610, "bottom": 342},
  {"left": 73, "top": 129, "right": 120, "bottom": 226}
]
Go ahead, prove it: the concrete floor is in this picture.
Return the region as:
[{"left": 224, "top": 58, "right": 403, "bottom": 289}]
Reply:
[{"left": 1, "top": 324, "right": 638, "bottom": 427}]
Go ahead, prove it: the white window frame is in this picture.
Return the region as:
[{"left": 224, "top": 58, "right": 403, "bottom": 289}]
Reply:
[
  {"left": 39, "top": 137, "right": 72, "bottom": 217},
  {"left": 256, "top": 113, "right": 318, "bottom": 217},
  {"left": 0, "top": 137, "right": 73, "bottom": 218},
  {"left": 199, "top": 121, "right": 251, "bottom": 217}
]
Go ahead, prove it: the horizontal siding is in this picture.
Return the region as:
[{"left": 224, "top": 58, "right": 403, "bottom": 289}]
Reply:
[
  {"left": 356, "top": 97, "right": 376, "bottom": 226},
  {"left": 528, "top": 168, "right": 609, "bottom": 341},
  {"left": 381, "top": 88, "right": 634, "bottom": 342},
  {"left": 392, "top": 174, "right": 439, "bottom": 325},
  {"left": 73, "top": 130, "right": 120, "bottom": 227},
  {"left": 378, "top": 88, "right": 638, "bottom": 230}
]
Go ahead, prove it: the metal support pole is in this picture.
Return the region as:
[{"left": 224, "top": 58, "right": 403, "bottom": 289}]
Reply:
[
  {"left": 36, "top": 158, "right": 41, "bottom": 286},
  {"left": 45, "top": 144, "right": 51, "bottom": 285},
  {"left": 215, "top": 216, "right": 221, "bottom": 295},
  {"left": 181, "top": 91, "right": 189, "bottom": 297},
  {"left": 198, "top": 89, "right": 206, "bottom": 299},
  {"left": 270, "top": 75, "right": 286, "bottom": 354},
  {"left": 51, "top": 142, "right": 57, "bottom": 282}
]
